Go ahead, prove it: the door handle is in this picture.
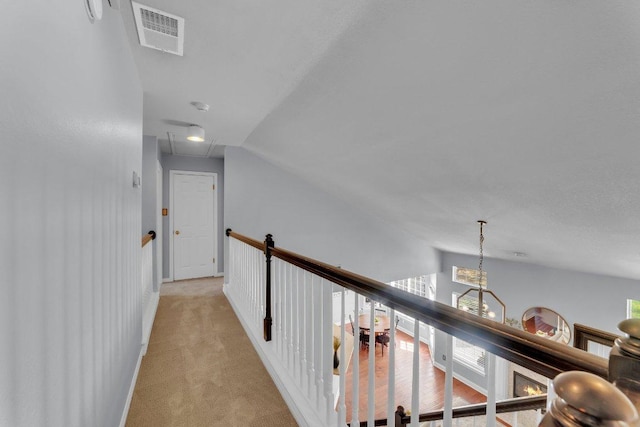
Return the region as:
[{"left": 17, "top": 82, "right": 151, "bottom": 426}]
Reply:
[{"left": 175, "top": 230, "right": 180, "bottom": 235}]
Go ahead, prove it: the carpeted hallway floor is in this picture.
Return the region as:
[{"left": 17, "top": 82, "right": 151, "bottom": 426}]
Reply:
[{"left": 126, "top": 277, "right": 298, "bottom": 427}]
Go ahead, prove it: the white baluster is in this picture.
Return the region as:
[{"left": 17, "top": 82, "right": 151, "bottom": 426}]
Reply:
[
  {"left": 260, "top": 248, "right": 265, "bottom": 326},
  {"left": 486, "top": 352, "right": 497, "bottom": 427},
  {"left": 254, "top": 248, "right": 258, "bottom": 324},
  {"left": 274, "top": 259, "right": 281, "bottom": 356},
  {"left": 253, "top": 248, "right": 257, "bottom": 322},
  {"left": 239, "top": 242, "right": 244, "bottom": 302},
  {"left": 249, "top": 245, "right": 253, "bottom": 317},
  {"left": 443, "top": 333, "right": 453, "bottom": 426},
  {"left": 272, "top": 259, "right": 279, "bottom": 354},
  {"left": 237, "top": 240, "right": 242, "bottom": 302},
  {"left": 283, "top": 261, "right": 288, "bottom": 360},
  {"left": 305, "top": 271, "right": 313, "bottom": 399},
  {"left": 387, "top": 308, "right": 396, "bottom": 427},
  {"left": 280, "top": 260, "right": 286, "bottom": 359},
  {"left": 338, "top": 287, "right": 347, "bottom": 425},
  {"left": 243, "top": 244, "right": 248, "bottom": 309},
  {"left": 307, "top": 273, "right": 317, "bottom": 404},
  {"left": 298, "top": 268, "right": 305, "bottom": 388},
  {"left": 352, "top": 295, "right": 360, "bottom": 426},
  {"left": 257, "top": 248, "right": 262, "bottom": 325},
  {"left": 292, "top": 266, "right": 299, "bottom": 382},
  {"left": 322, "top": 280, "right": 334, "bottom": 425},
  {"left": 410, "top": 319, "right": 419, "bottom": 427},
  {"left": 244, "top": 244, "right": 249, "bottom": 312},
  {"left": 367, "top": 303, "right": 375, "bottom": 426},
  {"left": 287, "top": 264, "right": 293, "bottom": 371},
  {"left": 299, "top": 270, "right": 307, "bottom": 393},
  {"left": 314, "top": 275, "right": 323, "bottom": 410},
  {"left": 235, "top": 241, "right": 240, "bottom": 300}
]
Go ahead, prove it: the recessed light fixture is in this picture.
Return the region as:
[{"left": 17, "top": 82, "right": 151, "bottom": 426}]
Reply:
[
  {"left": 187, "top": 125, "right": 205, "bottom": 142},
  {"left": 513, "top": 252, "right": 527, "bottom": 258}
]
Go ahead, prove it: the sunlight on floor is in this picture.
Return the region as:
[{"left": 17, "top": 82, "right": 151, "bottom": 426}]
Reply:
[{"left": 399, "top": 341, "right": 414, "bottom": 353}]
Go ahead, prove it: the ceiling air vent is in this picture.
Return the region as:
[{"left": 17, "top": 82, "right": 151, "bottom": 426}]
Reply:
[{"left": 132, "top": 1, "right": 184, "bottom": 56}]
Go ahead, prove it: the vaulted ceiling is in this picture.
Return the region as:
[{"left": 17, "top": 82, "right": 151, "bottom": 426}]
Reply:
[{"left": 121, "top": 1, "right": 640, "bottom": 281}]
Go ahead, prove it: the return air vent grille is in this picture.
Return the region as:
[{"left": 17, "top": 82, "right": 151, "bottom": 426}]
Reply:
[
  {"left": 141, "top": 9, "right": 178, "bottom": 36},
  {"left": 132, "top": 1, "right": 184, "bottom": 56}
]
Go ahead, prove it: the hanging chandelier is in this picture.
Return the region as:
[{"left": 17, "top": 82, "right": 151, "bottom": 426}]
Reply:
[{"left": 456, "top": 220, "right": 505, "bottom": 323}]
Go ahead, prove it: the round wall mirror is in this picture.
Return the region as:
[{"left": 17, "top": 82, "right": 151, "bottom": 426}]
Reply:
[{"left": 522, "top": 307, "right": 571, "bottom": 345}]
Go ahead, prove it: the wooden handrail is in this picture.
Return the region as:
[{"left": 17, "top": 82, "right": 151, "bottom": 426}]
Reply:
[
  {"left": 411, "top": 394, "right": 547, "bottom": 423},
  {"left": 573, "top": 323, "right": 619, "bottom": 351},
  {"left": 141, "top": 232, "right": 153, "bottom": 248},
  {"left": 349, "top": 395, "right": 547, "bottom": 426},
  {"left": 226, "top": 230, "right": 609, "bottom": 381},
  {"left": 226, "top": 229, "right": 263, "bottom": 251}
]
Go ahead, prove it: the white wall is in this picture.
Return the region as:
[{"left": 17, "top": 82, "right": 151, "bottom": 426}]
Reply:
[
  {"left": 142, "top": 136, "right": 160, "bottom": 234},
  {"left": 0, "top": 4, "right": 142, "bottom": 427},
  {"left": 224, "top": 147, "right": 440, "bottom": 283},
  {"left": 142, "top": 135, "right": 160, "bottom": 288},
  {"left": 433, "top": 251, "right": 640, "bottom": 391},
  {"left": 439, "top": 251, "right": 639, "bottom": 335}
]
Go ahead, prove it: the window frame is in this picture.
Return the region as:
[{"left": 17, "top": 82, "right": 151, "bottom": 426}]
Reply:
[
  {"left": 627, "top": 299, "right": 640, "bottom": 319},
  {"left": 452, "top": 292, "right": 486, "bottom": 375}
]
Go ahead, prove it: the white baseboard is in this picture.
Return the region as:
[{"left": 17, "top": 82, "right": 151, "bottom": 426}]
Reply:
[
  {"left": 432, "top": 360, "right": 487, "bottom": 396},
  {"left": 213, "top": 272, "right": 224, "bottom": 277},
  {"left": 162, "top": 277, "right": 173, "bottom": 283},
  {"left": 119, "top": 346, "right": 143, "bottom": 427}
]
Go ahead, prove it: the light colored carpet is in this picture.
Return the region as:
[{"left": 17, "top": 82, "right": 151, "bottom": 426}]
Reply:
[{"left": 126, "top": 277, "right": 298, "bottom": 427}]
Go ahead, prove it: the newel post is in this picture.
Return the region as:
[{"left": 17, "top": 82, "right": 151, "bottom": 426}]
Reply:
[{"left": 264, "top": 234, "right": 274, "bottom": 342}]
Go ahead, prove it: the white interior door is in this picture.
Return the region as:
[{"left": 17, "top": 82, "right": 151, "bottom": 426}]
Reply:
[
  {"left": 156, "top": 161, "right": 163, "bottom": 288},
  {"left": 172, "top": 171, "right": 216, "bottom": 280}
]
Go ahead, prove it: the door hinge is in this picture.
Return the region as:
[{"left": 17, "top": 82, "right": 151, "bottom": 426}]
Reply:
[
  {"left": 212, "top": 184, "right": 215, "bottom": 190},
  {"left": 213, "top": 257, "right": 216, "bottom": 263}
]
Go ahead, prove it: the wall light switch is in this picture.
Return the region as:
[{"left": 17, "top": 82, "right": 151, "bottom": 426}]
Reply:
[{"left": 132, "top": 171, "right": 141, "bottom": 188}]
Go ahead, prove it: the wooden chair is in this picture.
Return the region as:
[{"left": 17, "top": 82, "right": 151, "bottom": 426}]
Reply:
[
  {"left": 376, "top": 316, "right": 400, "bottom": 356},
  {"left": 349, "top": 314, "right": 369, "bottom": 349},
  {"left": 361, "top": 329, "right": 370, "bottom": 349},
  {"left": 376, "top": 331, "right": 390, "bottom": 355},
  {"left": 349, "top": 315, "right": 356, "bottom": 336}
]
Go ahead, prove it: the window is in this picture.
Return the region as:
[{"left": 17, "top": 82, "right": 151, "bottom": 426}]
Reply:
[
  {"left": 386, "top": 275, "right": 436, "bottom": 339},
  {"left": 452, "top": 293, "right": 486, "bottom": 374},
  {"left": 452, "top": 266, "right": 487, "bottom": 288},
  {"left": 628, "top": 299, "right": 640, "bottom": 319},
  {"left": 387, "top": 274, "right": 433, "bottom": 299}
]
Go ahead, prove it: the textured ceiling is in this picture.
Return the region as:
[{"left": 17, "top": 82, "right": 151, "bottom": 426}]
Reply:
[
  {"left": 122, "top": 1, "right": 640, "bottom": 280},
  {"left": 121, "top": 0, "right": 367, "bottom": 157}
]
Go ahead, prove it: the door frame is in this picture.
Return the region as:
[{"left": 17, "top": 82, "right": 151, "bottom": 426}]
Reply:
[
  {"left": 156, "top": 160, "right": 163, "bottom": 289},
  {"left": 168, "top": 170, "right": 218, "bottom": 281}
]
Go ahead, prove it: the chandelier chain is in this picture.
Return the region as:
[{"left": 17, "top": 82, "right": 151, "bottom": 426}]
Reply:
[{"left": 478, "top": 220, "right": 486, "bottom": 279}]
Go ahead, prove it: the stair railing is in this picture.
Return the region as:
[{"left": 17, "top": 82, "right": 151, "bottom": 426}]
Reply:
[{"left": 225, "top": 230, "right": 637, "bottom": 427}]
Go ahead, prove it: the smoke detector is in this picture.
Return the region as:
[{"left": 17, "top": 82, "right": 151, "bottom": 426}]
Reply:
[
  {"left": 191, "top": 101, "right": 210, "bottom": 112},
  {"left": 132, "top": 1, "right": 184, "bottom": 56}
]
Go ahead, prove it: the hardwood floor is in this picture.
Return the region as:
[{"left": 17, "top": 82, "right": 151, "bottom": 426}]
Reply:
[{"left": 342, "top": 329, "right": 486, "bottom": 423}]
